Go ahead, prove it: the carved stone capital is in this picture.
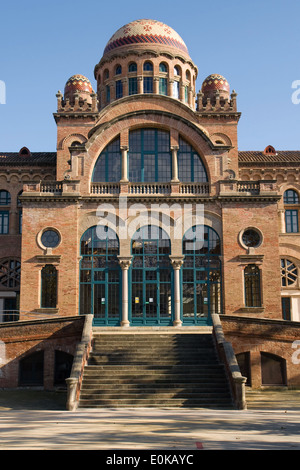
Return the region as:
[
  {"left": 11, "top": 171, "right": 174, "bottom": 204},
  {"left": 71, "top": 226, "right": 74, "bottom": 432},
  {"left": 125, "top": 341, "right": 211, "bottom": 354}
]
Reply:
[
  {"left": 169, "top": 255, "right": 184, "bottom": 269},
  {"left": 118, "top": 256, "right": 132, "bottom": 270}
]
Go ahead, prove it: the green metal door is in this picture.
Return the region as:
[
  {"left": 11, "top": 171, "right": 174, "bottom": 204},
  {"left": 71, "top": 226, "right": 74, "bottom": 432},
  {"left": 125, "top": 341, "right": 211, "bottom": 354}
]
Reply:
[
  {"left": 182, "top": 225, "right": 222, "bottom": 325},
  {"left": 79, "top": 226, "right": 121, "bottom": 326},
  {"left": 130, "top": 226, "right": 172, "bottom": 325}
]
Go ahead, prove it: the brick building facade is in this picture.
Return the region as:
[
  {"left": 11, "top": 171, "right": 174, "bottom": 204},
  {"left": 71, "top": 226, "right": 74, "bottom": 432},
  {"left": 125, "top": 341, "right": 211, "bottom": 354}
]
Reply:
[{"left": 0, "top": 19, "right": 300, "bottom": 393}]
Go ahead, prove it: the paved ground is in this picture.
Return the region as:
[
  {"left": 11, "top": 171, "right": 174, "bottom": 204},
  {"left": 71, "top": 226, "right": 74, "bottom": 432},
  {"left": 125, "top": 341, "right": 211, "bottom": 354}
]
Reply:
[{"left": 0, "top": 389, "right": 300, "bottom": 450}]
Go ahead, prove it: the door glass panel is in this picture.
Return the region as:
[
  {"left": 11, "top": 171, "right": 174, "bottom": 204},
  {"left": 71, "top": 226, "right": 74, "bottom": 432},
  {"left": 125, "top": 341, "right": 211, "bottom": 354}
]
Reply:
[
  {"left": 145, "top": 283, "right": 157, "bottom": 318},
  {"left": 94, "top": 284, "right": 106, "bottom": 318}
]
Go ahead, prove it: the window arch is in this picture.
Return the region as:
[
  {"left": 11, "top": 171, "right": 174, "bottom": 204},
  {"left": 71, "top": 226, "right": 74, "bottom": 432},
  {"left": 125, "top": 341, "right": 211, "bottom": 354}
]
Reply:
[
  {"left": 128, "top": 129, "right": 171, "bottom": 182},
  {"left": 0, "top": 190, "right": 10, "bottom": 205},
  {"left": 159, "top": 62, "right": 168, "bottom": 73},
  {"left": 143, "top": 61, "right": 153, "bottom": 94},
  {"left": 174, "top": 65, "right": 181, "bottom": 76},
  {"left": 244, "top": 264, "right": 261, "bottom": 307},
  {"left": 284, "top": 189, "right": 299, "bottom": 204},
  {"left": 128, "top": 62, "right": 137, "bottom": 72},
  {"left": 143, "top": 61, "right": 153, "bottom": 72},
  {"left": 177, "top": 137, "right": 208, "bottom": 182},
  {"left": 284, "top": 189, "right": 299, "bottom": 233},
  {"left": 92, "top": 137, "right": 121, "bottom": 182},
  {"left": 115, "top": 64, "right": 122, "bottom": 75}
]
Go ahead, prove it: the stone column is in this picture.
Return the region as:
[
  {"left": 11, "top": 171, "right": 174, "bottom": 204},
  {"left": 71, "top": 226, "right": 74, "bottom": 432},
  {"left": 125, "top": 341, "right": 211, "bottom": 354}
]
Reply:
[
  {"left": 118, "top": 256, "right": 132, "bottom": 327},
  {"left": 279, "top": 210, "right": 285, "bottom": 233},
  {"left": 137, "top": 76, "right": 143, "bottom": 94},
  {"left": 170, "top": 256, "right": 184, "bottom": 327},
  {"left": 154, "top": 77, "right": 159, "bottom": 94},
  {"left": 171, "top": 145, "right": 179, "bottom": 182},
  {"left": 120, "top": 145, "right": 129, "bottom": 182}
]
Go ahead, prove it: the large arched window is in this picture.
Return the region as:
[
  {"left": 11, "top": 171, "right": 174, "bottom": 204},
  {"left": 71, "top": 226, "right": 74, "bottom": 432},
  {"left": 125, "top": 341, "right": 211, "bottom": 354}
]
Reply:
[
  {"left": 284, "top": 189, "right": 299, "bottom": 233},
  {"left": 80, "top": 225, "right": 120, "bottom": 325},
  {"left": 131, "top": 225, "right": 172, "bottom": 325},
  {"left": 178, "top": 137, "right": 208, "bottom": 182},
  {"left": 128, "top": 129, "right": 171, "bottom": 182},
  {"left": 92, "top": 137, "right": 121, "bottom": 182},
  {"left": 244, "top": 264, "right": 261, "bottom": 307},
  {"left": 182, "top": 225, "right": 222, "bottom": 324}
]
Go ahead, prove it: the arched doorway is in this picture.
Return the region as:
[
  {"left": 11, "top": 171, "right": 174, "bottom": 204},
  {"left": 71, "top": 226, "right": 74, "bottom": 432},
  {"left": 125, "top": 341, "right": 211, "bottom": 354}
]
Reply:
[
  {"left": 182, "top": 225, "right": 222, "bottom": 325},
  {"left": 79, "top": 225, "right": 121, "bottom": 325},
  {"left": 130, "top": 225, "right": 173, "bottom": 325}
]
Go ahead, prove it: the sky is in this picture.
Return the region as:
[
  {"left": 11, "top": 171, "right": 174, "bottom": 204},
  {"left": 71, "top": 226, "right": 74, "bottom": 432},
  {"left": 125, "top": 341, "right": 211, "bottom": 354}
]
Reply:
[{"left": 1, "top": 0, "right": 300, "bottom": 152}]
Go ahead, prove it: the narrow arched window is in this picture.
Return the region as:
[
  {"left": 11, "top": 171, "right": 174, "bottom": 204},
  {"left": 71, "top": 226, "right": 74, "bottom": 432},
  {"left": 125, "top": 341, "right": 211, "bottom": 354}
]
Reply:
[
  {"left": 159, "top": 62, "right": 168, "bottom": 73},
  {"left": 115, "top": 65, "right": 122, "bottom": 75},
  {"left": 128, "top": 62, "right": 137, "bottom": 72},
  {"left": 41, "top": 265, "right": 58, "bottom": 308},
  {"left": 244, "top": 264, "right": 261, "bottom": 307},
  {"left": 284, "top": 190, "right": 299, "bottom": 233},
  {"left": 143, "top": 61, "right": 153, "bottom": 72}
]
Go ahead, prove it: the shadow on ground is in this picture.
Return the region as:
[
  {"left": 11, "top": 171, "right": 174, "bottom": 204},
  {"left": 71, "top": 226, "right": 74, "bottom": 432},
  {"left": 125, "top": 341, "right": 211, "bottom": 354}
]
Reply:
[{"left": 0, "top": 389, "right": 67, "bottom": 410}]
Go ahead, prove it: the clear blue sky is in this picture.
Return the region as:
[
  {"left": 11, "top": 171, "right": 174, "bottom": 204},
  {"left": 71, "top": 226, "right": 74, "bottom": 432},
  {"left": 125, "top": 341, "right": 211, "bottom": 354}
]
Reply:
[{"left": 1, "top": 0, "right": 300, "bottom": 151}]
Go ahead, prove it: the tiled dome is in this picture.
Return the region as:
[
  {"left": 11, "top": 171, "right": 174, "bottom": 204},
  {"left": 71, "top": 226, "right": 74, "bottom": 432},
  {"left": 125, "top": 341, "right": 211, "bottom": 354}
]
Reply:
[
  {"left": 201, "top": 74, "right": 230, "bottom": 94},
  {"left": 64, "top": 75, "right": 94, "bottom": 98},
  {"left": 103, "top": 19, "right": 189, "bottom": 57}
]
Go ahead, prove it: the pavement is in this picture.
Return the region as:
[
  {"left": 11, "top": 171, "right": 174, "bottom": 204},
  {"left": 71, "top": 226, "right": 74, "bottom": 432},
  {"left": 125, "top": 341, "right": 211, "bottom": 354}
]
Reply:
[{"left": 0, "top": 389, "right": 300, "bottom": 451}]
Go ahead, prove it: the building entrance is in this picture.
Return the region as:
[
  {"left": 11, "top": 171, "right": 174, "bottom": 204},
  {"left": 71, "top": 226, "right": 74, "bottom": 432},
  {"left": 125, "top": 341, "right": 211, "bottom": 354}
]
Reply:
[{"left": 130, "top": 226, "right": 173, "bottom": 325}]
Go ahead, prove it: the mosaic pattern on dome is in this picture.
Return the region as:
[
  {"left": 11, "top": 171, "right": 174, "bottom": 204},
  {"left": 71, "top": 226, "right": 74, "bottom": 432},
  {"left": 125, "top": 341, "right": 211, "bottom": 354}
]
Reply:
[
  {"left": 202, "top": 74, "right": 230, "bottom": 93},
  {"left": 104, "top": 19, "right": 189, "bottom": 56},
  {"left": 64, "top": 75, "right": 93, "bottom": 94}
]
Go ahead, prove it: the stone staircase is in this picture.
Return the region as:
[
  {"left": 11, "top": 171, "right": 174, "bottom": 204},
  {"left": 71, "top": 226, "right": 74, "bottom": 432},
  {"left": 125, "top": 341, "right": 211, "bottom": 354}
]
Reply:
[{"left": 78, "top": 331, "right": 234, "bottom": 409}]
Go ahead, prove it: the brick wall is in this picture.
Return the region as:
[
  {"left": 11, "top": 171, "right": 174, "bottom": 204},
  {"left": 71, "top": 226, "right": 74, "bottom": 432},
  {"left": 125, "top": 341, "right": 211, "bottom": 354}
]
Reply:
[
  {"left": 221, "top": 315, "right": 300, "bottom": 388},
  {"left": 0, "top": 316, "right": 84, "bottom": 389}
]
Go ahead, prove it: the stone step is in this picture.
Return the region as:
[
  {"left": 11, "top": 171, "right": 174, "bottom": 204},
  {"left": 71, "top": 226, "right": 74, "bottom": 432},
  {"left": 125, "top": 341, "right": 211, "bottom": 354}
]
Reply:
[
  {"left": 80, "top": 391, "right": 232, "bottom": 400},
  {"left": 83, "top": 364, "right": 224, "bottom": 371},
  {"left": 78, "top": 332, "right": 233, "bottom": 409},
  {"left": 89, "top": 358, "right": 218, "bottom": 368},
  {"left": 78, "top": 397, "right": 233, "bottom": 408},
  {"left": 81, "top": 382, "right": 228, "bottom": 393}
]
